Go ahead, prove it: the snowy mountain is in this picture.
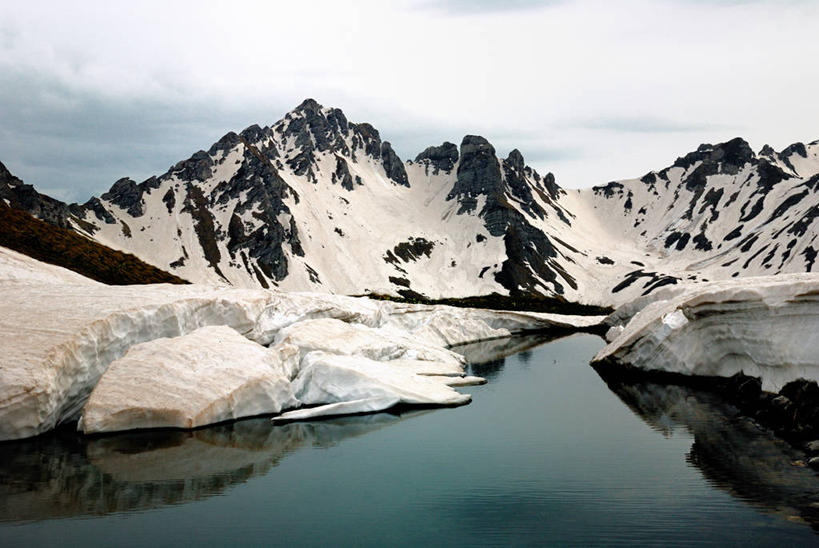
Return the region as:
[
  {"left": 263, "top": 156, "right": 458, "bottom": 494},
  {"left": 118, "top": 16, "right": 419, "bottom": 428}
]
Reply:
[{"left": 5, "top": 99, "right": 819, "bottom": 306}]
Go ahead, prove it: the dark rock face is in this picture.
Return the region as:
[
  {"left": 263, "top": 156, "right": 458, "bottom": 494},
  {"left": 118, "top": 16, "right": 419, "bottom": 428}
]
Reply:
[
  {"left": 782, "top": 142, "right": 808, "bottom": 160},
  {"left": 217, "top": 143, "right": 304, "bottom": 283},
  {"left": 0, "top": 160, "right": 77, "bottom": 229},
  {"left": 384, "top": 238, "right": 435, "bottom": 264},
  {"left": 181, "top": 184, "right": 226, "bottom": 280},
  {"left": 208, "top": 131, "right": 242, "bottom": 156},
  {"left": 332, "top": 156, "right": 355, "bottom": 191},
  {"left": 350, "top": 122, "right": 381, "bottom": 160},
  {"left": 415, "top": 142, "right": 458, "bottom": 174},
  {"left": 238, "top": 125, "right": 266, "bottom": 147},
  {"left": 611, "top": 269, "right": 679, "bottom": 296},
  {"left": 447, "top": 135, "right": 502, "bottom": 214},
  {"left": 172, "top": 150, "right": 214, "bottom": 183},
  {"left": 446, "top": 135, "right": 573, "bottom": 296},
  {"left": 162, "top": 188, "right": 176, "bottom": 214},
  {"left": 101, "top": 178, "right": 144, "bottom": 217},
  {"left": 81, "top": 197, "right": 115, "bottom": 225},
  {"left": 380, "top": 142, "right": 409, "bottom": 187},
  {"left": 277, "top": 101, "right": 354, "bottom": 185},
  {"left": 505, "top": 149, "right": 525, "bottom": 172},
  {"left": 672, "top": 137, "right": 755, "bottom": 175},
  {"left": 276, "top": 99, "right": 410, "bottom": 189},
  {"left": 283, "top": 99, "right": 350, "bottom": 156},
  {"left": 501, "top": 149, "right": 547, "bottom": 219},
  {"left": 593, "top": 181, "right": 624, "bottom": 199},
  {"left": 759, "top": 144, "right": 776, "bottom": 158}
]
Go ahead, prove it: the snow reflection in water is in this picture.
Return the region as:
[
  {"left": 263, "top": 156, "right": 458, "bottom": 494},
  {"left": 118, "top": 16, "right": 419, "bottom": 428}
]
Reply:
[{"left": 0, "top": 412, "right": 430, "bottom": 522}]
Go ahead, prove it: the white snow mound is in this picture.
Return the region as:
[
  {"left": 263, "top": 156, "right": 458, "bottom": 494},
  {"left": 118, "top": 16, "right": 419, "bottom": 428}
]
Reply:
[
  {"left": 276, "top": 351, "right": 471, "bottom": 421},
  {"left": 80, "top": 326, "right": 298, "bottom": 434}
]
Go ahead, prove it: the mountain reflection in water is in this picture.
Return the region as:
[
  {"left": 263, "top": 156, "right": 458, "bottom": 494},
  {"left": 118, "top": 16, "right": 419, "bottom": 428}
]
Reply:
[
  {"left": 450, "top": 333, "right": 563, "bottom": 380},
  {"left": 599, "top": 374, "right": 819, "bottom": 530},
  {"left": 0, "top": 411, "right": 430, "bottom": 522}
]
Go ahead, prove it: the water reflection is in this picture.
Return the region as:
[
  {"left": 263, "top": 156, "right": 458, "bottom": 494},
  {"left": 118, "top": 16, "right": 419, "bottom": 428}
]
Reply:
[
  {"left": 597, "top": 372, "right": 819, "bottom": 530},
  {"left": 450, "top": 333, "right": 560, "bottom": 380},
  {"left": 0, "top": 411, "right": 429, "bottom": 523},
  {"left": 4, "top": 333, "right": 819, "bottom": 542}
]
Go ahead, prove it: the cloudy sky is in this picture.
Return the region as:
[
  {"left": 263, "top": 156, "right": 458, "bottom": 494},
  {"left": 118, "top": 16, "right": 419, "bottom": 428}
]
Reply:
[{"left": 1, "top": 0, "right": 817, "bottom": 202}]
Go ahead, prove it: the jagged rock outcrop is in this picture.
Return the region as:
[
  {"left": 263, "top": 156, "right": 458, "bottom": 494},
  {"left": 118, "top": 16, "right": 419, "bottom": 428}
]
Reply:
[
  {"left": 0, "top": 160, "right": 77, "bottom": 229},
  {"left": 415, "top": 142, "right": 458, "bottom": 174}
]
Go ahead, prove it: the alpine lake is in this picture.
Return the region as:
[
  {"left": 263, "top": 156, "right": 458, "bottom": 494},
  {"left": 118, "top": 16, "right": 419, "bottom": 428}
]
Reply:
[{"left": 2, "top": 333, "right": 819, "bottom": 546}]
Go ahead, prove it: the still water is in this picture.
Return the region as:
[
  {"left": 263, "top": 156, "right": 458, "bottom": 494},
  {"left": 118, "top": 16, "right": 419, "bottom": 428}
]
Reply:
[{"left": 2, "top": 334, "right": 819, "bottom": 546}]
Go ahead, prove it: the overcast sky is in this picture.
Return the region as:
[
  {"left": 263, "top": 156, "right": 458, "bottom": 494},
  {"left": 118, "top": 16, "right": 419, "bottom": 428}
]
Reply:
[{"left": 1, "top": 0, "right": 818, "bottom": 202}]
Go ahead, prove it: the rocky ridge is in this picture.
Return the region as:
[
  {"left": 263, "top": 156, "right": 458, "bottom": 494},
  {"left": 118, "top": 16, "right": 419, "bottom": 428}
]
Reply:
[{"left": 4, "top": 100, "right": 818, "bottom": 306}]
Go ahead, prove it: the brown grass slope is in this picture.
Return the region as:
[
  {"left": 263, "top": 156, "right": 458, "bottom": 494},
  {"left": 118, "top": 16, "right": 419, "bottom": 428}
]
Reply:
[{"left": 0, "top": 202, "right": 188, "bottom": 285}]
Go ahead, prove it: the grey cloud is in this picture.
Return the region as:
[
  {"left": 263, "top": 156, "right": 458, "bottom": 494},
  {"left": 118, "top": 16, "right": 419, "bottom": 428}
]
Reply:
[{"left": 0, "top": 69, "right": 294, "bottom": 202}]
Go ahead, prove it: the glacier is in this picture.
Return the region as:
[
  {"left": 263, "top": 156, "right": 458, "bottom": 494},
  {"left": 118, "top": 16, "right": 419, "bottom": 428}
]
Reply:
[{"left": 0, "top": 246, "right": 604, "bottom": 441}]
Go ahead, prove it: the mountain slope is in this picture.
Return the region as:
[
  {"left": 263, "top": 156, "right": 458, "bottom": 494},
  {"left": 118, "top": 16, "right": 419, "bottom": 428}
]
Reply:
[
  {"left": 0, "top": 165, "right": 187, "bottom": 285},
  {"left": 67, "top": 100, "right": 587, "bottom": 299},
  {"left": 574, "top": 137, "right": 819, "bottom": 300},
  {"left": 5, "top": 100, "right": 818, "bottom": 305}
]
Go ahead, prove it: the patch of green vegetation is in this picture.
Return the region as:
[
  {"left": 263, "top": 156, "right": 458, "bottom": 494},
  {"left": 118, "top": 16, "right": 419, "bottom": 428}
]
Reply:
[
  {"left": 364, "top": 291, "right": 612, "bottom": 316},
  {"left": 0, "top": 202, "right": 188, "bottom": 285}
]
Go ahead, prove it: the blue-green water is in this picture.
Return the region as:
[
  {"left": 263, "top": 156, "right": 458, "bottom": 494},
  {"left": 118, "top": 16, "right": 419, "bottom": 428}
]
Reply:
[{"left": 2, "top": 333, "right": 819, "bottom": 546}]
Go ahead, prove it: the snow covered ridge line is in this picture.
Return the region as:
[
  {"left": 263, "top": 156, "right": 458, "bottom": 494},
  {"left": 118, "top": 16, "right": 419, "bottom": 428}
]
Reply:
[
  {"left": 0, "top": 247, "right": 604, "bottom": 441},
  {"left": 592, "top": 273, "right": 819, "bottom": 439}
]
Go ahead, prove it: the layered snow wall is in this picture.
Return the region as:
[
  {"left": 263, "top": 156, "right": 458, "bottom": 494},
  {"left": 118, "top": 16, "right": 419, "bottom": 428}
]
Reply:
[{"left": 593, "top": 273, "right": 819, "bottom": 392}]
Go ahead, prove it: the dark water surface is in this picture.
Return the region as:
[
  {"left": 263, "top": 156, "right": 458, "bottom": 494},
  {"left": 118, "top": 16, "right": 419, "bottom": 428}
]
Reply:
[{"left": 2, "top": 334, "right": 819, "bottom": 546}]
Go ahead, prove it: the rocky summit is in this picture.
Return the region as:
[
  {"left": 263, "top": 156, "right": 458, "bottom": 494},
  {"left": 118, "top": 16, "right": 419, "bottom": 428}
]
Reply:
[{"left": 4, "top": 100, "right": 818, "bottom": 306}]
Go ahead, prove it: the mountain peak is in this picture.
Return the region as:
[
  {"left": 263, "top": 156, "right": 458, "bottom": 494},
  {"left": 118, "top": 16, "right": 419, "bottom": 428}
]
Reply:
[
  {"left": 506, "top": 149, "right": 525, "bottom": 172},
  {"left": 460, "top": 135, "right": 495, "bottom": 157},
  {"left": 673, "top": 137, "right": 754, "bottom": 174},
  {"left": 0, "top": 160, "right": 22, "bottom": 188},
  {"left": 294, "top": 98, "right": 324, "bottom": 112}
]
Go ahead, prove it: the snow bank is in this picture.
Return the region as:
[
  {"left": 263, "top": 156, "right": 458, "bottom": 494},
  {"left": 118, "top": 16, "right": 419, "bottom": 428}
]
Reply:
[
  {"left": 0, "top": 246, "right": 603, "bottom": 440},
  {"left": 593, "top": 274, "right": 819, "bottom": 392},
  {"left": 273, "top": 317, "right": 466, "bottom": 374},
  {"left": 0, "top": 246, "right": 99, "bottom": 286},
  {"left": 0, "top": 283, "right": 273, "bottom": 441},
  {"left": 252, "top": 291, "right": 605, "bottom": 347},
  {"left": 276, "top": 351, "right": 471, "bottom": 422},
  {"left": 80, "top": 326, "right": 298, "bottom": 434}
]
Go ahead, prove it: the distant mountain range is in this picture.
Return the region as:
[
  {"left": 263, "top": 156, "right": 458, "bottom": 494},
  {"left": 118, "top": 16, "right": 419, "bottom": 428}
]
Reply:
[{"left": 2, "top": 99, "right": 817, "bottom": 306}]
